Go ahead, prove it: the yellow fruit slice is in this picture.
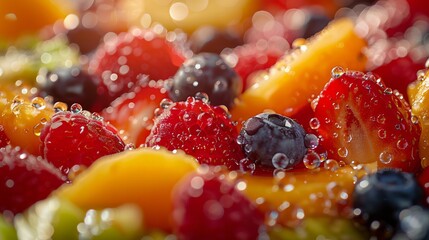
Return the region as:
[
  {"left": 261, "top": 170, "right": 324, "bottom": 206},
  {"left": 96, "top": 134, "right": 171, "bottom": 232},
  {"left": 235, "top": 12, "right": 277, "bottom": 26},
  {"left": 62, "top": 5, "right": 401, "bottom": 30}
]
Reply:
[
  {"left": 0, "top": 96, "right": 55, "bottom": 155},
  {"left": 409, "top": 67, "right": 429, "bottom": 168},
  {"left": 231, "top": 18, "right": 367, "bottom": 124},
  {"left": 235, "top": 166, "right": 359, "bottom": 227},
  {"left": 0, "top": 0, "right": 71, "bottom": 41},
  {"left": 56, "top": 148, "right": 199, "bottom": 231},
  {"left": 118, "top": 0, "right": 259, "bottom": 33}
]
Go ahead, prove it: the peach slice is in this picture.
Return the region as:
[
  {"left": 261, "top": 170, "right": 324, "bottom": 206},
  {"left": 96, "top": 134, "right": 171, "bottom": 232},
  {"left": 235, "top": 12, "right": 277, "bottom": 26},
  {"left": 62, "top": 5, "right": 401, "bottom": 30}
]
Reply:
[
  {"left": 231, "top": 18, "right": 367, "bottom": 124},
  {"left": 409, "top": 67, "right": 429, "bottom": 168},
  {"left": 234, "top": 166, "right": 360, "bottom": 227},
  {"left": 56, "top": 147, "right": 199, "bottom": 232}
]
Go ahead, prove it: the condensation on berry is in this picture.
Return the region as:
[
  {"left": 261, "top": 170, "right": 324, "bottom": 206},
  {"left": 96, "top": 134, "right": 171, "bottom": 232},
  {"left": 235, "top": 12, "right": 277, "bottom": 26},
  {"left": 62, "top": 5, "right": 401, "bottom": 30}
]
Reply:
[
  {"left": 272, "top": 153, "right": 290, "bottom": 169},
  {"left": 53, "top": 102, "right": 68, "bottom": 112},
  {"left": 379, "top": 151, "right": 393, "bottom": 164},
  {"left": 324, "top": 159, "right": 340, "bottom": 172},
  {"left": 397, "top": 138, "right": 408, "bottom": 150},
  {"left": 303, "top": 150, "right": 321, "bottom": 170},
  {"left": 239, "top": 158, "right": 256, "bottom": 174},
  {"left": 304, "top": 134, "right": 319, "bottom": 149},
  {"left": 337, "top": 147, "right": 348, "bottom": 158},
  {"left": 160, "top": 98, "right": 173, "bottom": 109},
  {"left": 331, "top": 66, "right": 345, "bottom": 79},
  {"left": 70, "top": 103, "right": 83, "bottom": 113},
  {"left": 31, "top": 97, "right": 46, "bottom": 110},
  {"left": 194, "top": 92, "right": 209, "bottom": 103},
  {"left": 309, "top": 118, "right": 320, "bottom": 130}
]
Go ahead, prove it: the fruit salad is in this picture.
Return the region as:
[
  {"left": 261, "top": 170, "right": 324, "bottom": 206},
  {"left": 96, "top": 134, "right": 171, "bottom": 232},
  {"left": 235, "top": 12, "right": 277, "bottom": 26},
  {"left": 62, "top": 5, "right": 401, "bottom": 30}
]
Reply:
[{"left": 1, "top": 0, "right": 429, "bottom": 239}]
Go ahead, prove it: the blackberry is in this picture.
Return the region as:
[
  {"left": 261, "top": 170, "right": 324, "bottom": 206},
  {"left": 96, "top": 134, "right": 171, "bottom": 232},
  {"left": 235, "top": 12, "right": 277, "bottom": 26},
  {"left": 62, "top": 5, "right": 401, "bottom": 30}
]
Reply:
[
  {"left": 353, "top": 169, "right": 424, "bottom": 228},
  {"left": 168, "top": 53, "right": 242, "bottom": 108},
  {"left": 238, "top": 113, "right": 307, "bottom": 169},
  {"left": 189, "top": 26, "right": 243, "bottom": 54},
  {"left": 37, "top": 66, "right": 98, "bottom": 111}
]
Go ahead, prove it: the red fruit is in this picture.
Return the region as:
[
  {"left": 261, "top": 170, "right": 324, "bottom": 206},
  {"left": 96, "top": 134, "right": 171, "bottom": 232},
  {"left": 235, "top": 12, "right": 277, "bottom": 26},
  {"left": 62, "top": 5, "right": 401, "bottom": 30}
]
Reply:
[
  {"left": 172, "top": 170, "right": 264, "bottom": 240},
  {"left": 0, "top": 125, "right": 9, "bottom": 148},
  {"left": 372, "top": 56, "right": 424, "bottom": 102},
  {"left": 145, "top": 97, "right": 244, "bottom": 170},
  {"left": 226, "top": 42, "right": 285, "bottom": 91},
  {"left": 313, "top": 69, "right": 421, "bottom": 173},
  {"left": 0, "top": 146, "right": 65, "bottom": 214},
  {"left": 88, "top": 28, "right": 187, "bottom": 110},
  {"left": 40, "top": 107, "right": 126, "bottom": 176},
  {"left": 102, "top": 80, "right": 169, "bottom": 146}
]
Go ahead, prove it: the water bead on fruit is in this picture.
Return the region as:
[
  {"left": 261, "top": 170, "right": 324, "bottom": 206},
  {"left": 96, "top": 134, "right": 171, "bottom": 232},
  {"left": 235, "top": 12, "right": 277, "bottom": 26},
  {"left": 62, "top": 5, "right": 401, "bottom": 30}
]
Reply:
[{"left": 331, "top": 66, "right": 345, "bottom": 78}]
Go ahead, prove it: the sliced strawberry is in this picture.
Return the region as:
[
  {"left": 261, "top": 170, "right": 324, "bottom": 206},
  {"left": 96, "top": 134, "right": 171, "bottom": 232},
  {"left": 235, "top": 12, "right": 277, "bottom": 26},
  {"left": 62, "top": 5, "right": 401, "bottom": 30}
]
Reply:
[
  {"left": 313, "top": 69, "right": 421, "bottom": 173},
  {"left": 40, "top": 107, "right": 126, "bottom": 176},
  {"left": 88, "top": 28, "right": 188, "bottom": 111},
  {"left": 0, "top": 146, "right": 65, "bottom": 214},
  {"left": 145, "top": 97, "right": 244, "bottom": 170},
  {"left": 102, "top": 80, "right": 169, "bottom": 146}
]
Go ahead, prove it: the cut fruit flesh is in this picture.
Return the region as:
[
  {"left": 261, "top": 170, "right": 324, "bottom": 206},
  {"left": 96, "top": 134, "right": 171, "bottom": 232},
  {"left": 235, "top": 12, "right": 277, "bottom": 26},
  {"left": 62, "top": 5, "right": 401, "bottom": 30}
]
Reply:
[{"left": 231, "top": 18, "right": 367, "bottom": 124}]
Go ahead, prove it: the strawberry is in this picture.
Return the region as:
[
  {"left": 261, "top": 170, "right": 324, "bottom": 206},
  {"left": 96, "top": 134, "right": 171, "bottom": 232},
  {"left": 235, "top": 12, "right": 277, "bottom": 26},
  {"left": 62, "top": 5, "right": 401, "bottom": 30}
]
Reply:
[
  {"left": 0, "top": 125, "right": 9, "bottom": 148},
  {"left": 88, "top": 28, "right": 188, "bottom": 111},
  {"left": 313, "top": 69, "right": 421, "bottom": 173},
  {"left": 172, "top": 169, "right": 264, "bottom": 240},
  {"left": 225, "top": 42, "right": 285, "bottom": 92},
  {"left": 40, "top": 106, "right": 126, "bottom": 176},
  {"left": 102, "top": 80, "right": 169, "bottom": 146},
  {"left": 145, "top": 96, "right": 244, "bottom": 170},
  {"left": 0, "top": 146, "right": 65, "bottom": 215}
]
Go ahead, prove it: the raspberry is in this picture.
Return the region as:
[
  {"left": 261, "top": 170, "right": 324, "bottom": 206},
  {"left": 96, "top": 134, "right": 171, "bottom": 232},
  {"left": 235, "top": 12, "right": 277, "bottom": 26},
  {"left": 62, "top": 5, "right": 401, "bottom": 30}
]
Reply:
[
  {"left": 172, "top": 170, "right": 264, "bottom": 240},
  {"left": 0, "top": 146, "right": 65, "bottom": 215},
  {"left": 40, "top": 106, "right": 126, "bottom": 176},
  {"left": 88, "top": 28, "right": 187, "bottom": 110},
  {"left": 146, "top": 96, "right": 244, "bottom": 170}
]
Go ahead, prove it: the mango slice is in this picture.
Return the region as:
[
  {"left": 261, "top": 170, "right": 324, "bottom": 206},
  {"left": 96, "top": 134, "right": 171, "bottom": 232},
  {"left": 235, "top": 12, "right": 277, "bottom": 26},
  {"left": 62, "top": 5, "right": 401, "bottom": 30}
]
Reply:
[
  {"left": 231, "top": 18, "right": 367, "bottom": 123},
  {"left": 56, "top": 148, "right": 199, "bottom": 231},
  {"left": 409, "top": 67, "right": 429, "bottom": 168}
]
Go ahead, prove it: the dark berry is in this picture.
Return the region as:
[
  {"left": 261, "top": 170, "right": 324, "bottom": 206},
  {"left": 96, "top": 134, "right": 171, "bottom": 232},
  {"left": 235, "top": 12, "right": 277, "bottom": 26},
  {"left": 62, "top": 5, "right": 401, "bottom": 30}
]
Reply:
[
  {"left": 66, "top": 24, "right": 104, "bottom": 55},
  {"left": 238, "top": 113, "right": 307, "bottom": 169},
  {"left": 353, "top": 169, "right": 424, "bottom": 228},
  {"left": 37, "top": 66, "right": 98, "bottom": 111},
  {"left": 393, "top": 206, "right": 429, "bottom": 240},
  {"left": 173, "top": 170, "right": 264, "bottom": 240},
  {"left": 168, "top": 53, "right": 242, "bottom": 108},
  {"left": 189, "top": 26, "right": 243, "bottom": 54},
  {"left": 0, "top": 146, "right": 65, "bottom": 215},
  {"left": 301, "top": 11, "right": 331, "bottom": 39}
]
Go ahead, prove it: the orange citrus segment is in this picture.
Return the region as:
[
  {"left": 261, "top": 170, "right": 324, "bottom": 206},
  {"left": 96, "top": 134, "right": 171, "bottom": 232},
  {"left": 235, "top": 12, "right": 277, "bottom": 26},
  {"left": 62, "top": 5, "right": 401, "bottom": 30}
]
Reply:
[
  {"left": 56, "top": 148, "right": 199, "bottom": 231},
  {"left": 231, "top": 18, "right": 367, "bottom": 124}
]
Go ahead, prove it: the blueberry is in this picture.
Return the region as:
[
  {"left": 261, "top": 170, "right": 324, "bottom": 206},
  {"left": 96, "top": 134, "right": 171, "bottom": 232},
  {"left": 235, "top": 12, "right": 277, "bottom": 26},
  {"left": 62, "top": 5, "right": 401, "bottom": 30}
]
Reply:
[
  {"left": 189, "top": 26, "right": 243, "bottom": 54},
  {"left": 37, "top": 66, "right": 98, "bottom": 110},
  {"left": 301, "top": 12, "right": 331, "bottom": 39},
  {"left": 238, "top": 113, "right": 307, "bottom": 169},
  {"left": 168, "top": 53, "right": 242, "bottom": 108},
  {"left": 393, "top": 206, "right": 429, "bottom": 240},
  {"left": 353, "top": 169, "right": 424, "bottom": 228}
]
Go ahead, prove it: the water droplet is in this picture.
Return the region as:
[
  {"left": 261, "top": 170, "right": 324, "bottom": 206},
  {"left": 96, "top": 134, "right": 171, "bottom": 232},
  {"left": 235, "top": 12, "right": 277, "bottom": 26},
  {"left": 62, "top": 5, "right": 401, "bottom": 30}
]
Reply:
[
  {"left": 378, "top": 129, "right": 387, "bottom": 139},
  {"left": 324, "top": 159, "right": 339, "bottom": 171},
  {"left": 292, "top": 38, "right": 306, "bottom": 49},
  {"left": 70, "top": 103, "right": 82, "bottom": 113},
  {"left": 376, "top": 114, "right": 386, "bottom": 124},
  {"left": 309, "top": 118, "right": 320, "bottom": 130},
  {"left": 397, "top": 138, "right": 408, "bottom": 150},
  {"left": 239, "top": 158, "right": 256, "bottom": 174},
  {"left": 304, "top": 134, "right": 319, "bottom": 149},
  {"left": 125, "top": 143, "right": 136, "bottom": 150},
  {"left": 303, "top": 151, "right": 321, "bottom": 169},
  {"left": 337, "top": 147, "right": 348, "bottom": 158},
  {"left": 214, "top": 79, "right": 228, "bottom": 92},
  {"left": 53, "top": 102, "right": 68, "bottom": 112},
  {"left": 331, "top": 66, "right": 345, "bottom": 78},
  {"left": 384, "top": 88, "right": 393, "bottom": 95},
  {"left": 379, "top": 151, "right": 393, "bottom": 164},
  {"left": 159, "top": 98, "right": 172, "bottom": 109},
  {"left": 31, "top": 97, "right": 46, "bottom": 110},
  {"left": 272, "top": 153, "right": 290, "bottom": 169},
  {"left": 195, "top": 92, "right": 209, "bottom": 103},
  {"left": 411, "top": 115, "right": 419, "bottom": 125}
]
